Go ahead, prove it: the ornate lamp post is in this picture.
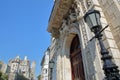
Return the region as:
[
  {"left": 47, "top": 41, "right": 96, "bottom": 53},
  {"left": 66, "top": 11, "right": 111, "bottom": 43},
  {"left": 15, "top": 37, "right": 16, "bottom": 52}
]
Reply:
[
  {"left": 49, "top": 61, "right": 54, "bottom": 80},
  {"left": 84, "top": 9, "right": 120, "bottom": 80}
]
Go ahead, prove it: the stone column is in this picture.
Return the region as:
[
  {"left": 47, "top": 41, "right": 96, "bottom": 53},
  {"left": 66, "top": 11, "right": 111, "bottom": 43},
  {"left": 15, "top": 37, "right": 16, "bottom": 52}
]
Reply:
[{"left": 55, "top": 39, "right": 63, "bottom": 80}]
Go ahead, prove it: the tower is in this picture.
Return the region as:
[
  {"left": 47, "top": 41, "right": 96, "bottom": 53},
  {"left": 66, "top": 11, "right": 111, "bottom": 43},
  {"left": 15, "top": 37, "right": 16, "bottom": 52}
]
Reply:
[{"left": 31, "top": 61, "right": 36, "bottom": 80}]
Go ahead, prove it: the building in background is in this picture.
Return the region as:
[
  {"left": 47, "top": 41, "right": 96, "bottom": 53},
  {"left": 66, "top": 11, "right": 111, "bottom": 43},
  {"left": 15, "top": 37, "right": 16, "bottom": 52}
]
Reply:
[
  {"left": 44, "top": 0, "right": 120, "bottom": 80},
  {"left": 30, "top": 61, "right": 36, "bottom": 80},
  {"left": 0, "top": 61, "right": 8, "bottom": 73},
  {"left": 40, "top": 48, "right": 50, "bottom": 80},
  {"left": 8, "top": 56, "right": 36, "bottom": 80}
]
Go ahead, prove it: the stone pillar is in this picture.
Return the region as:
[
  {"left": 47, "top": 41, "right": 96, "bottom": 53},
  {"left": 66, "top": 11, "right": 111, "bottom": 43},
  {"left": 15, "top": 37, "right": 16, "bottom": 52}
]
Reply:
[
  {"left": 55, "top": 39, "right": 62, "bottom": 80},
  {"left": 61, "top": 34, "right": 74, "bottom": 80}
]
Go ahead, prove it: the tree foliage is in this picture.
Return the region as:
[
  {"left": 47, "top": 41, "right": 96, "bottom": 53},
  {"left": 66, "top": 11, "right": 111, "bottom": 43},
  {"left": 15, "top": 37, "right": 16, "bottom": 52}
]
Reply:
[
  {"left": 17, "top": 74, "right": 29, "bottom": 80},
  {"left": 0, "top": 71, "right": 8, "bottom": 80},
  {"left": 37, "top": 75, "right": 41, "bottom": 80}
]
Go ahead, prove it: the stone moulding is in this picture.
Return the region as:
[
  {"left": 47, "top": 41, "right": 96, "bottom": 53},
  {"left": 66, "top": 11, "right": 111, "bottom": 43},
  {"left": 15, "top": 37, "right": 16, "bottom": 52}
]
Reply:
[{"left": 47, "top": 0, "right": 73, "bottom": 33}]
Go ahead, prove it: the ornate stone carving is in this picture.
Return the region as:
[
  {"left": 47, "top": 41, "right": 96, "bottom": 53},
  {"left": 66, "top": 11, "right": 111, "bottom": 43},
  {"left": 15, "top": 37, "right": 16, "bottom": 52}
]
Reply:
[
  {"left": 86, "top": 0, "right": 92, "bottom": 8},
  {"left": 61, "top": 19, "right": 67, "bottom": 28},
  {"left": 68, "top": 0, "right": 82, "bottom": 24},
  {"left": 55, "top": 16, "right": 69, "bottom": 39},
  {"left": 59, "top": 0, "right": 82, "bottom": 39},
  {"left": 79, "top": 0, "right": 87, "bottom": 13}
]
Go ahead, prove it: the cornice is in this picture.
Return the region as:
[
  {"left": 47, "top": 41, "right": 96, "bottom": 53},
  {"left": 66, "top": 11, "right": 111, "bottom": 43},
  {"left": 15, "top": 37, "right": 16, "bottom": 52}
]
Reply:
[{"left": 47, "top": 0, "right": 73, "bottom": 33}]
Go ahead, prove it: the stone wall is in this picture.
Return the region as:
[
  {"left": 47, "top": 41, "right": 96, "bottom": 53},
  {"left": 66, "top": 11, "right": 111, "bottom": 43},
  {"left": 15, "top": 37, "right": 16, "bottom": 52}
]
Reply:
[{"left": 98, "top": 0, "right": 120, "bottom": 50}]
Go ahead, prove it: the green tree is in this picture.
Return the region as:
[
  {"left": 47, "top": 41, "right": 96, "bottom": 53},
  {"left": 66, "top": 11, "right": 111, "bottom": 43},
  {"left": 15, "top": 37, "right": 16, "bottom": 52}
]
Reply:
[
  {"left": 2, "top": 74, "right": 8, "bottom": 80},
  {"left": 37, "top": 75, "right": 41, "bottom": 80},
  {"left": 17, "top": 74, "right": 29, "bottom": 80},
  {"left": 0, "top": 71, "right": 2, "bottom": 77},
  {"left": 0, "top": 71, "right": 8, "bottom": 80},
  {"left": 0, "top": 71, "right": 2, "bottom": 80}
]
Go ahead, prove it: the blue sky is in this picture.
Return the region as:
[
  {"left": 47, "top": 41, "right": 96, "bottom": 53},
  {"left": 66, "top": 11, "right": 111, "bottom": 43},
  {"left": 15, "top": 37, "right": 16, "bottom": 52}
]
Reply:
[{"left": 0, "top": 0, "right": 54, "bottom": 76}]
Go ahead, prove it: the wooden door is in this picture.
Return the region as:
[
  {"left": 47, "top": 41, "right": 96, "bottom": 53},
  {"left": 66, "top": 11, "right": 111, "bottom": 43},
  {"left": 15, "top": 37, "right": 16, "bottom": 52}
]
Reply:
[{"left": 70, "top": 35, "right": 85, "bottom": 80}]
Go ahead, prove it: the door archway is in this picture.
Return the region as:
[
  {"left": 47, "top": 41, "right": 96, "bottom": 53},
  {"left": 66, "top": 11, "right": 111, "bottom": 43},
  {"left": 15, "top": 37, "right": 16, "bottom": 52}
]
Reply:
[{"left": 70, "top": 35, "right": 85, "bottom": 80}]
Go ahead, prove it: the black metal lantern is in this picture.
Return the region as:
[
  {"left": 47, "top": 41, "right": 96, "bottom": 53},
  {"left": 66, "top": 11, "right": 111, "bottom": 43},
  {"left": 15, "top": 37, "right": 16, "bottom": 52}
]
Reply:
[
  {"left": 49, "top": 61, "right": 54, "bottom": 69},
  {"left": 84, "top": 9, "right": 102, "bottom": 32},
  {"left": 49, "top": 61, "right": 54, "bottom": 80},
  {"left": 84, "top": 9, "right": 120, "bottom": 80}
]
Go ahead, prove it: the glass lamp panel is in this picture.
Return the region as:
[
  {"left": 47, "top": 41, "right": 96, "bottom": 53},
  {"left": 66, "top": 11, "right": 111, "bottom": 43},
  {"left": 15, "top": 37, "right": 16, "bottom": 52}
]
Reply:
[
  {"left": 89, "top": 13, "right": 98, "bottom": 27},
  {"left": 96, "top": 13, "right": 101, "bottom": 26},
  {"left": 85, "top": 15, "right": 93, "bottom": 29},
  {"left": 49, "top": 62, "right": 54, "bottom": 68}
]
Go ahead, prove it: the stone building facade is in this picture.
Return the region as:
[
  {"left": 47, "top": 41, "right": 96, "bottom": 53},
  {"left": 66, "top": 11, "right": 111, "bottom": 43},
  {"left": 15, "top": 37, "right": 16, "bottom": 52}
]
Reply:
[
  {"left": 47, "top": 0, "right": 120, "bottom": 80},
  {"left": 98, "top": 0, "right": 120, "bottom": 51},
  {"left": 8, "top": 56, "right": 36, "bottom": 80},
  {"left": 0, "top": 61, "right": 8, "bottom": 73},
  {"left": 31, "top": 61, "right": 36, "bottom": 80},
  {"left": 41, "top": 48, "right": 50, "bottom": 80}
]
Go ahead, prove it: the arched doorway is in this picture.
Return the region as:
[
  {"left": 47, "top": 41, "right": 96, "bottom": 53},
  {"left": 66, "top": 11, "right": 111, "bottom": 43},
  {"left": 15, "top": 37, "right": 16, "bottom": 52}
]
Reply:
[{"left": 70, "top": 35, "right": 85, "bottom": 80}]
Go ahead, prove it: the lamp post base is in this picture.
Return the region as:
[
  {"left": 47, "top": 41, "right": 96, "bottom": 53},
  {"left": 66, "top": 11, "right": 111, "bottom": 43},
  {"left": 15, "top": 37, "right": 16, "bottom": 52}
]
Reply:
[{"left": 97, "top": 32, "right": 120, "bottom": 80}]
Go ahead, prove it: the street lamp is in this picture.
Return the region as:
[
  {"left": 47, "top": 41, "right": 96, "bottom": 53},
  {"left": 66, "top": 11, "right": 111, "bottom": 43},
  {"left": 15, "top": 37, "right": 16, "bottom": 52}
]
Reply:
[
  {"left": 49, "top": 61, "right": 54, "bottom": 69},
  {"left": 84, "top": 9, "right": 120, "bottom": 80},
  {"left": 84, "top": 9, "right": 102, "bottom": 33},
  {"left": 49, "top": 61, "right": 54, "bottom": 80}
]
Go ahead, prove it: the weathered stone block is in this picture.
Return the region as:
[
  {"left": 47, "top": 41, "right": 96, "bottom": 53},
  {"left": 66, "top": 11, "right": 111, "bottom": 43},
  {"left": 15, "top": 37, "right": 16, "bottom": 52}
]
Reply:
[
  {"left": 108, "top": 0, "right": 114, "bottom": 5},
  {"left": 103, "top": 39, "right": 118, "bottom": 49},
  {"left": 108, "top": 48, "right": 120, "bottom": 58},
  {"left": 100, "top": 18, "right": 108, "bottom": 24},
  {"left": 100, "top": 0, "right": 107, "bottom": 5},
  {"left": 102, "top": 31, "right": 114, "bottom": 40}
]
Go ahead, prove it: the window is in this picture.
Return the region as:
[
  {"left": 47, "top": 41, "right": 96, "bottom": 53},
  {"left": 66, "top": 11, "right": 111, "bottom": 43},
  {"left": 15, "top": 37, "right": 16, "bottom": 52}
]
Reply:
[{"left": 43, "top": 69, "right": 47, "bottom": 74}]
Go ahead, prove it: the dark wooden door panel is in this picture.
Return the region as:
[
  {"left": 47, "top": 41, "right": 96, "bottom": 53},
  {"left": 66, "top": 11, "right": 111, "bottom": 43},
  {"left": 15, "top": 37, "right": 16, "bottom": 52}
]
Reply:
[{"left": 70, "top": 35, "right": 85, "bottom": 80}]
